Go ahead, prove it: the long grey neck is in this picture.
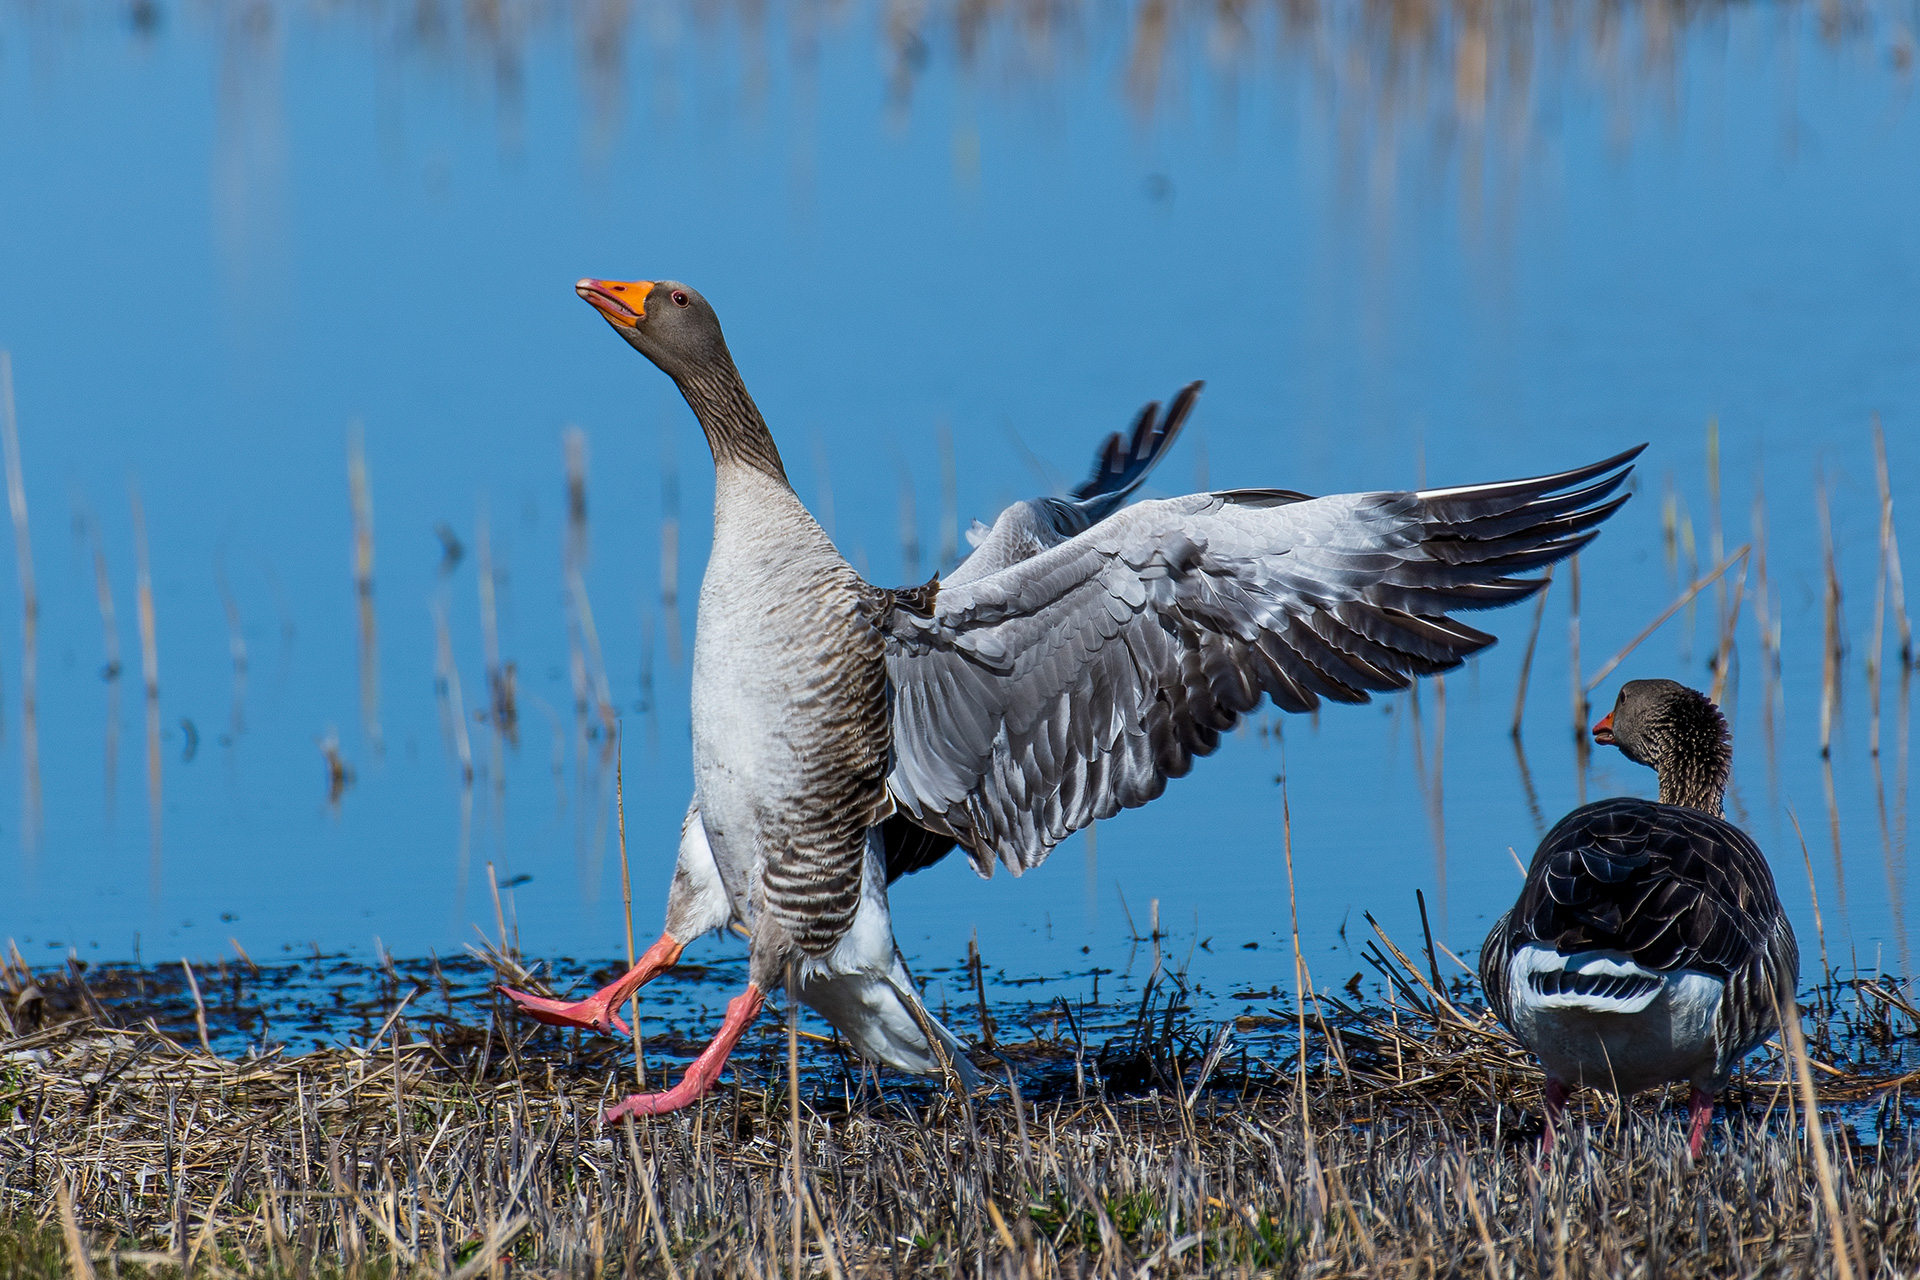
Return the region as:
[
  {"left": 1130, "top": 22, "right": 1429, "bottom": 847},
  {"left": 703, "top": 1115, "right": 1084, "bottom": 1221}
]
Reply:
[
  {"left": 1654, "top": 711, "right": 1731, "bottom": 816},
  {"left": 675, "top": 355, "right": 788, "bottom": 484}
]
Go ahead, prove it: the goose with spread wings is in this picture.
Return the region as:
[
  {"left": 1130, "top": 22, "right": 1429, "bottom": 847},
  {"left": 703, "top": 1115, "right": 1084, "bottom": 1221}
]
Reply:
[{"left": 502, "top": 275, "right": 1644, "bottom": 1119}]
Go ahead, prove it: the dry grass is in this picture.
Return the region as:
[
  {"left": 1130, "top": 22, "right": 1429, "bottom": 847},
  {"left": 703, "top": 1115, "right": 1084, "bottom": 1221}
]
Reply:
[{"left": 0, "top": 925, "right": 1915, "bottom": 1278}]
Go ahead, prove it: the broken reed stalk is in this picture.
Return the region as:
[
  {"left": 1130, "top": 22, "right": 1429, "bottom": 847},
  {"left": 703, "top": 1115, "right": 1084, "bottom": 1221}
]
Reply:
[
  {"left": 88, "top": 514, "right": 122, "bottom": 816},
  {"left": 1708, "top": 560, "right": 1748, "bottom": 709},
  {"left": 347, "top": 421, "right": 381, "bottom": 753},
  {"left": 969, "top": 929, "right": 996, "bottom": 1049},
  {"left": 1753, "top": 466, "right": 1775, "bottom": 673},
  {"left": 813, "top": 434, "right": 837, "bottom": 541},
  {"left": 897, "top": 458, "right": 920, "bottom": 581},
  {"left": 937, "top": 422, "right": 958, "bottom": 572},
  {"left": 486, "top": 861, "right": 509, "bottom": 957},
  {"left": 475, "top": 500, "right": 499, "bottom": 679},
  {"left": 1278, "top": 764, "right": 1311, "bottom": 1150},
  {"left": 1509, "top": 566, "right": 1553, "bottom": 738},
  {"left": 1817, "top": 470, "right": 1843, "bottom": 758},
  {"left": 474, "top": 495, "right": 515, "bottom": 747},
  {"left": 788, "top": 959, "right": 804, "bottom": 1280},
  {"left": 1568, "top": 554, "right": 1584, "bottom": 741},
  {"left": 1754, "top": 467, "right": 1783, "bottom": 799},
  {"left": 1084, "top": 817, "right": 1098, "bottom": 927},
  {"left": 129, "top": 479, "right": 162, "bottom": 895},
  {"left": 1584, "top": 546, "right": 1751, "bottom": 694},
  {"left": 0, "top": 352, "right": 29, "bottom": 656},
  {"left": 659, "top": 428, "right": 683, "bottom": 669},
  {"left": 1679, "top": 492, "right": 1700, "bottom": 652},
  {"left": 616, "top": 731, "right": 642, "bottom": 1091},
  {"left": 55, "top": 1179, "right": 96, "bottom": 1280},
  {"left": 1822, "top": 750, "right": 1848, "bottom": 914},
  {"left": 1428, "top": 675, "right": 1448, "bottom": 932},
  {"left": 213, "top": 546, "right": 247, "bottom": 737},
  {"left": 1660, "top": 476, "right": 1679, "bottom": 584},
  {"left": 84, "top": 509, "right": 121, "bottom": 681},
  {"left": 1779, "top": 992, "right": 1863, "bottom": 1280},
  {"left": 1882, "top": 428, "right": 1913, "bottom": 670},
  {"left": 632, "top": 1140, "right": 684, "bottom": 1280},
  {"left": 1872, "top": 418, "right": 1902, "bottom": 753},
  {"left": 429, "top": 597, "right": 473, "bottom": 783},
  {"left": 563, "top": 427, "right": 616, "bottom": 738},
  {"left": 473, "top": 501, "right": 513, "bottom": 836},
  {"left": 179, "top": 958, "right": 213, "bottom": 1056},
  {"left": 1706, "top": 417, "right": 1725, "bottom": 631},
  {"left": 1789, "top": 807, "right": 1833, "bottom": 983},
  {"left": 0, "top": 355, "right": 39, "bottom": 855}
]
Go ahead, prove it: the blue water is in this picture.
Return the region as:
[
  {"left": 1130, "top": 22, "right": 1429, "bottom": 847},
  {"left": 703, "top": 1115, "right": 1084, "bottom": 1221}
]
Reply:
[{"left": 1, "top": 0, "right": 1916, "bottom": 1029}]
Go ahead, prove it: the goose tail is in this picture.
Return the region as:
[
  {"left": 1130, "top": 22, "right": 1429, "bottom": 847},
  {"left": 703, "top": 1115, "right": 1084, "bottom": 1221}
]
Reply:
[
  {"left": 1513, "top": 945, "right": 1667, "bottom": 1014},
  {"left": 799, "top": 954, "right": 983, "bottom": 1091}
]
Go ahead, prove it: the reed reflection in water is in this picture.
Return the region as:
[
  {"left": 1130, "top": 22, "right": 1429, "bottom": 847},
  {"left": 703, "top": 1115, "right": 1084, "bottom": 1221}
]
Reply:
[{"left": 0, "top": 0, "right": 1913, "bottom": 991}]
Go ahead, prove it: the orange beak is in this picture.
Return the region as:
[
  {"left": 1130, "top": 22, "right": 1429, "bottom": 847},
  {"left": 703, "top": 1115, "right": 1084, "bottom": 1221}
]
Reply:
[
  {"left": 576, "top": 278, "right": 654, "bottom": 328},
  {"left": 1592, "top": 712, "right": 1615, "bottom": 745}
]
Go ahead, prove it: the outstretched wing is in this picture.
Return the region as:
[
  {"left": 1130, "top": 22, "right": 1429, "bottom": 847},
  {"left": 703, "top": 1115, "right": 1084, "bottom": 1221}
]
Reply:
[
  {"left": 883, "top": 446, "right": 1643, "bottom": 876},
  {"left": 883, "top": 383, "right": 1203, "bottom": 883}
]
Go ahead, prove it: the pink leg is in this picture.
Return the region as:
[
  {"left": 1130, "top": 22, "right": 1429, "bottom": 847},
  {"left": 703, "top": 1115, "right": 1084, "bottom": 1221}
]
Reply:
[
  {"left": 1541, "top": 1078, "right": 1571, "bottom": 1155},
  {"left": 605, "top": 985, "right": 765, "bottom": 1121},
  {"left": 1687, "top": 1087, "right": 1715, "bottom": 1161},
  {"left": 502, "top": 933, "right": 685, "bottom": 1035}
]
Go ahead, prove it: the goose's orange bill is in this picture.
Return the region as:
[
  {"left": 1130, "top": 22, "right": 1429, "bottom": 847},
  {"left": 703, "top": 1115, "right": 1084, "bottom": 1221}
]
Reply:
[
  {"left": 577, "top": 278, "right": 653, "bottom": 327},
  {"left": 1591, "top": 712, "right": 1615, "bottom": 745}
]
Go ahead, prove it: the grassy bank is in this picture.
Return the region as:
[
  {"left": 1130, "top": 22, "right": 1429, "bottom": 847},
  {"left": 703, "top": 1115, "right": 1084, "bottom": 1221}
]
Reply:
[{"left": 1, "top": 929, "right": 1916, "bottom": 1278}]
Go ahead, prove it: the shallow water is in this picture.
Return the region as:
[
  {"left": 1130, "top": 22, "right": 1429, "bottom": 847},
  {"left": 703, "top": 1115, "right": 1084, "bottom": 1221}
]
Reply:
[{"left": 1, "top": 0, "right": 1917, "bottom": 1041}]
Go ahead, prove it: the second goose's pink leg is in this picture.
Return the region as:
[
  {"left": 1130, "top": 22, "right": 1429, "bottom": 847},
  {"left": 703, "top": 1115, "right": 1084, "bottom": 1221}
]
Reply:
[
  {"left": 1541, "top": 1078, "right": 1571, "bottom": 1154},
  {"left": 1686, "top": 1087, "right": 1716, "bottom": 1160},
  {"left": 502, "top": 933, "right": 686, "bottom": 1035},
  {"left": 605, "top": 985, "right": 765, "bottom": 1120}
]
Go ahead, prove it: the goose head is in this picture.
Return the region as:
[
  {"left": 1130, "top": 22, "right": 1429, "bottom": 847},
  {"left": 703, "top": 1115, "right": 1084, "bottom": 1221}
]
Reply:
[
  {"left": 1592, "top": 678, "right": 1732, "bottom": 812},
  {"left": 576, "top": 278, "right": 730, "bottom": 383}
]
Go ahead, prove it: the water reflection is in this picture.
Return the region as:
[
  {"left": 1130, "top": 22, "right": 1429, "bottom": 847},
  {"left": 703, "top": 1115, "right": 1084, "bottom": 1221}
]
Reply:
[
  {"left": 0, "top": 0, "right": 1914, "bottom": 1010},
  {"left": 14, "top": 0, "right": 1912, "bottom": 257},
  {"left": 77, "top": 500, "right": 122, "bottom": 825}
]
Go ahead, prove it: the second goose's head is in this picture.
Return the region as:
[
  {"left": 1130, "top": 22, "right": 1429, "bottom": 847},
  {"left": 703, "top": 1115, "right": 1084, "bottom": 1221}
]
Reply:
[
  {"left": 575, "top": 278, "right": 731, "bottom": 384},
  {"left": 1592, "top": 678, "right": 1732, "bottom": 814}
]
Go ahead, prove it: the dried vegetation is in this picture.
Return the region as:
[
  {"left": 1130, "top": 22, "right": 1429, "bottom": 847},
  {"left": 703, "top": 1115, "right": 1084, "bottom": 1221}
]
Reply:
[{"left": 0, "top": 924, "right": 1915, "bottom": 1278}]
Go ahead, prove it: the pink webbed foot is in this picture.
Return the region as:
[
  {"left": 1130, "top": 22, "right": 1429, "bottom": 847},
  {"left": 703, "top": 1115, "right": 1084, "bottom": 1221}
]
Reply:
[
  {"left": 502, "top": 934, "right": 685, "bottom": 1035},
  {"left": 1686, "top": 1086, "right": 1715, "bottom": 1161},
  {"left": 606, "top": 985, "right": 765, "bottom": 1122}
]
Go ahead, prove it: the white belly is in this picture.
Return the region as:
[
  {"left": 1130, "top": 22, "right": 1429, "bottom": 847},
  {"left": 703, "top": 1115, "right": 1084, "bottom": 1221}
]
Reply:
[
  {"left": 1506, "top": 944, "right": 1727, "bottom": 1095},
  {"left": 686, "top": 466, "right": 866, "bottom": 907}
]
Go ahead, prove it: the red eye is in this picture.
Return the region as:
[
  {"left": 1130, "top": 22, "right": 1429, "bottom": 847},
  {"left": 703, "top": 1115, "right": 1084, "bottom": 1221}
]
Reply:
[{"left": 671, "top": 290, "right": 689, "bottom": 307}]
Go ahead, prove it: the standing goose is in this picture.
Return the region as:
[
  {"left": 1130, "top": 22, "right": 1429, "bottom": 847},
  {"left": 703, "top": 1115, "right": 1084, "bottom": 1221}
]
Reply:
[
  {"left": 509, "top": 276, "right": 1643, "bottom": 1119},
  {"left": 1480, "top": 679, "right": 1799, "bottom": 1159}
]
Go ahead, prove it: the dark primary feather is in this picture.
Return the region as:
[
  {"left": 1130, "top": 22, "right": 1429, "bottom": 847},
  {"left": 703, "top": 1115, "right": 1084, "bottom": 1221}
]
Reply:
[
  {"left": 1480, "top": 796, "right": 1796, "bottom": 1032},
  {"left": 885, "top": 445, "right": 1644, "bottom": 876},
  {"left": 1070, "top": 382, "right": 1203, "bottom": 519},
  {"left": 881, "top": 813, "right": 959, "bottom": 884}
]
